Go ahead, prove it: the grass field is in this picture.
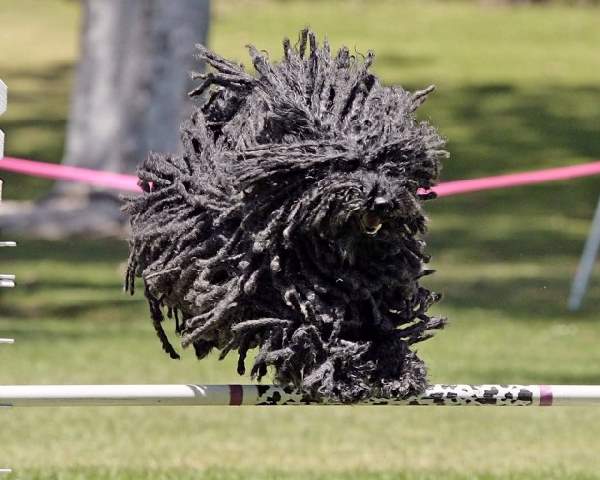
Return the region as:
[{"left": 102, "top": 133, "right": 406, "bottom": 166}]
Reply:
[{"left": 1, "top": 1, "right": 600, "bottom": 479}]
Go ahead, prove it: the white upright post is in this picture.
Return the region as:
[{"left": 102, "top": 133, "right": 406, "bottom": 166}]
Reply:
[
  {"left": 569, "top": 196, "right": 600, "bottom": 311},
  {"left": 0, "top": 79, "right": 15, "bottom": 292},
  {"left": 0, "top": 79, "right": 16, "bottom": 287},
  {"left": 0, "top": 79, "right": 13, "bottom": 475}
]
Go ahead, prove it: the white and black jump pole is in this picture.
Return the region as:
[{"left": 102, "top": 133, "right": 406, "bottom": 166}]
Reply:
[{"left": 1, "top": 384, "right": 600, "bottom": 407}]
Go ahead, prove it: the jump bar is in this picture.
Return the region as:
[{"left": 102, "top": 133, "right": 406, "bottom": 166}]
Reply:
[{"left": 2, "top": 384, "right": 600, "bottom": 407}]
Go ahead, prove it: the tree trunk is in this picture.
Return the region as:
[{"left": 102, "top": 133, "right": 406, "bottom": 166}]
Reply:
[
  {"left": 58, "top": 0, "right": 210, "bottom": 195},
  {"left": 0, "top": 0, "right": 210, "bottom": 238}
]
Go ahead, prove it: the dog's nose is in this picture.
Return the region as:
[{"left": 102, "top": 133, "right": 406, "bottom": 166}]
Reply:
[{"left": 373, "top": 197, "right": 391, "bottom": 213}]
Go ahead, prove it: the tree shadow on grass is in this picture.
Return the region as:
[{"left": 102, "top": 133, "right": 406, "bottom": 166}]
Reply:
[
  {"left": 0, "top": 63, "right": 73, "bottom": 200},
  {"left": 0, "top": 63, "right": 73, "bottom": 145},
  {"left": 419, "top": 83, "right": 600, "bottom": 173},
  {"left": 2, "top": 292, "right": 147, "bottom": 321},
  {"left": 416, "top": 83, "right": 600, "bottom": 215},
  {"left": 1, "top": 63, "right": 73, "bottom": 88},
  {"left": 425, "top": 217, "right": 598, "bottom": 320},
  {"left": 16, "top": 279, "right": 123, "bottom": 292},
  {"left": 1, "top": 238, "right": 128, "bottom": 263},
  {"left": 0, "top": 326, "right": 138, "bottom": 342},
  {"left": 428, "top": 221, "right": 586, "bottom": 263},
  {"left": 375, "top": 52, "right": 434, "bottom": 69},
  {"left": 429, "top": 276, "right": 588, "bottom": 320}
]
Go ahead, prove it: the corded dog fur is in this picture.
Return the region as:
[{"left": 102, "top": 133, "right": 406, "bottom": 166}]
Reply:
[{"left": 124, "top": 29, "right": 448, "bottom": 403}]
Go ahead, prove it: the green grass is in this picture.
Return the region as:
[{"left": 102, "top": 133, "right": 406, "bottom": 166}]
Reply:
[{"left": 2, "top": 0, "right": 600, "bottom": 479}]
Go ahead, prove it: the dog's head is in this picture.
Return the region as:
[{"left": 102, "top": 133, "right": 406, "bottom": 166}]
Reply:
[{"left": 185, "top": 29, "right": 447, "bottom": 270}]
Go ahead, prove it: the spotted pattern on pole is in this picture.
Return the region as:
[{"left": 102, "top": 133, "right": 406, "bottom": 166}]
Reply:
[{"left": 252, "top": 384, "right": 539, "bottom": 406}]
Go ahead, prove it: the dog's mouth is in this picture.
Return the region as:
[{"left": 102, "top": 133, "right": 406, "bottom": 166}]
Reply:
[{"left": 360, "top": 212, "right": 383, "bottom": 236}]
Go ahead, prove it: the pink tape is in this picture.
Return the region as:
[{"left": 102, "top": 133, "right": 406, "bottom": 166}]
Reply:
[
  {"left": 0, "top": 157, "right": 141, "bottom": 192},
  {"left": 1, "top": 156, "right": 600, "bottom": 197},
  {"left": 427, "top": 161, "right": 600, "bottom": 198}
]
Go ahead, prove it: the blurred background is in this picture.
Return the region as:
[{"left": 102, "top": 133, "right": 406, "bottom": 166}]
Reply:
[{"left": 1, "top": 1, "right": 599, "bottom": 479}]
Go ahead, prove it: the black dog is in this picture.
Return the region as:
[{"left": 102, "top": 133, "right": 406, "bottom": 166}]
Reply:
[{"left": 125, "top": 29, "right": 448, "bottom": 403}]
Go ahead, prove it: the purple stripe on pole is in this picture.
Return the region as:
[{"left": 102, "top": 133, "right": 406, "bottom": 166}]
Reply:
[
  {"left": 539, "top": 385, "right": 553, "bottom": 406},
  {"left": 229, "top": 385, "right": 243, "bottom": 406}
]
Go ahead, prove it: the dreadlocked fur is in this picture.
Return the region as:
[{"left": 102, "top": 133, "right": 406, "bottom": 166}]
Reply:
[{"left": 124, "top": 29, "right": 448, "bottom": 403}]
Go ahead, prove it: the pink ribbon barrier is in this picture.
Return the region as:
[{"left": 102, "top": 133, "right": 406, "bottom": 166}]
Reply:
[
  {"left": 1, "top": 156, "right": 599, "bottom": 197},
  {"left": 0, "top": 157, "right": 141, "bottom": 192},
  {"left": 431, "top": 161, "right": 600, "bottom": 198}
]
